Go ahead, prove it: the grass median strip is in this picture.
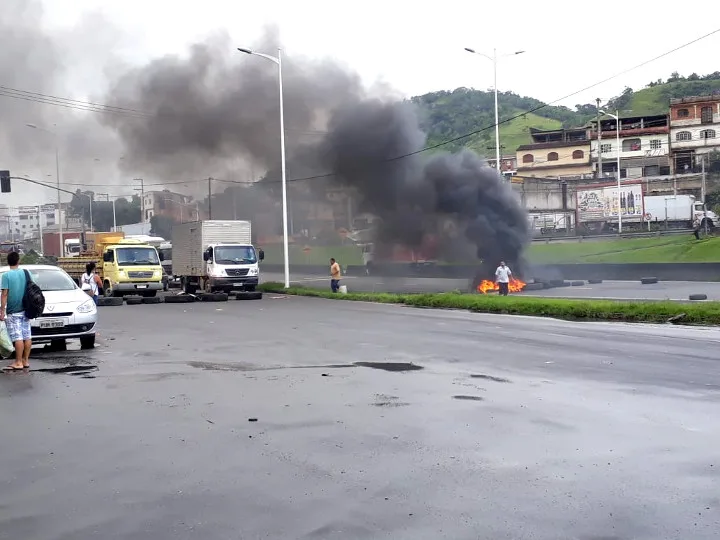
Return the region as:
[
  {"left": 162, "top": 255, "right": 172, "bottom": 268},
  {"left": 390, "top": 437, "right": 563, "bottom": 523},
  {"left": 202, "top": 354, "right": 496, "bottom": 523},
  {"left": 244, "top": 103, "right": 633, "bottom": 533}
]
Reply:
[{"left": 258, "top": 282, "right": 720, "bottom": 325}]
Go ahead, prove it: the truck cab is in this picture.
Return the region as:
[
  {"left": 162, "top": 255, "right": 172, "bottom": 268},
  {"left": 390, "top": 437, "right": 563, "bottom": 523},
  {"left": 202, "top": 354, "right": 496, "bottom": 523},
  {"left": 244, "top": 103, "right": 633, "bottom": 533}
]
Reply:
[
  {"left": 101, "top": 239, "right": 164, "bottom": 297},
  {"left": 65, "top": 239, "right": 81, "bottom": 257},
  {"left": 202, "top": 243, "right": 264, "bottom": 293},
  {"left": 693, "top": 202, "right": 718, "bottom": 228}
]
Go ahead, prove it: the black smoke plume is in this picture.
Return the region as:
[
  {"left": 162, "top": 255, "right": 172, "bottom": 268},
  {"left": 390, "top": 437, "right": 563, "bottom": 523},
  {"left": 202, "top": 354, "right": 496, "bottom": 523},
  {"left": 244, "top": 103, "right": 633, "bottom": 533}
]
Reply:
[{"left": 102, "top": 29, "right": 529, "bottom": 270}]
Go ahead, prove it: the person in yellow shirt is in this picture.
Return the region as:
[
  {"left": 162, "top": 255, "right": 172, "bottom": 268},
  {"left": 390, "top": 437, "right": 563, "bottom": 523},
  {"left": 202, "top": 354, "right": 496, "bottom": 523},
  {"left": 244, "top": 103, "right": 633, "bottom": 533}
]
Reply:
[{"left": 329, "top": 258, "right": 341, "bottom": 293}]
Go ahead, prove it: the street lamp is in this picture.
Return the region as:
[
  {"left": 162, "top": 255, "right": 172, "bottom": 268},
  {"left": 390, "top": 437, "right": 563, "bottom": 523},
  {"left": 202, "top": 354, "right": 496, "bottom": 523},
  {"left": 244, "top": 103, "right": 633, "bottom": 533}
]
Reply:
[
  {"left": 237, "top": 46, "right": 290, "bottom": 289},
  {"left": 599, "top": 110, "right": 623, "bottom": 233},
  {"left": 26, "top": 123, "right": 63, "bottom": 255},
  {"left": 464, "top": 48, "right": 525, "bottom": 177}
]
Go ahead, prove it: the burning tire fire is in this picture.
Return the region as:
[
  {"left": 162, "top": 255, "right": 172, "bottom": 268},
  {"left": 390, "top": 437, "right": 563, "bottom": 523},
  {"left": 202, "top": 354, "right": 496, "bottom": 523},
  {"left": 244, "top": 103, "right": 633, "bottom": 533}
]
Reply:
[{"left": 476, "top": 278, "right": 527, "bottom": 294}]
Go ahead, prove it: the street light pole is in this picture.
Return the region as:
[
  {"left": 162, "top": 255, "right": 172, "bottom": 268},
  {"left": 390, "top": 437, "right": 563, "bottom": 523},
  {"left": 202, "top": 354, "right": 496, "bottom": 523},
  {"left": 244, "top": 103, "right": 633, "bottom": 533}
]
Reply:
[
  {"left": 464, "top": 47, "right": 525, "bottom": 178},
  {"left": 600, "top": 110, "right": 623, "bottom": 233},
  {"left": 237, "top": 46, "right": 290, "bottom": 289},
  {"left": 27, "top": 123, "right": 63, "bottom": 255}
]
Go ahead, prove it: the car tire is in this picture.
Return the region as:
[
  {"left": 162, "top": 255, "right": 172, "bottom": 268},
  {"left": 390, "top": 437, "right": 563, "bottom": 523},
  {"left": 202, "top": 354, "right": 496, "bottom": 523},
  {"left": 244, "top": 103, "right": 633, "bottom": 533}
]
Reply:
[
  {"left": 80, "top": 335, "right": 96, "bottom": 349},
  {"left": 125, "top": 296, "right": 143, "bottom": 305},
  {"left": 165, "top": 294, "right": 196, "bottom": 304},
  {"left": 200, "top": 292, "right": 228, "bottom": 302},
  {"left": 236, "top": 291, "right": 263, "bottom": 300},
  {"left": 640, "top": 277, "right": 659, "bottom": 285},
  {"left": 142, "top": 296, "right": 163, "bottom": 304},
  {"left": 588, "top": 279, "right": 603, "bottom": 284},
  {"left": 98, "top": 297, "right": 123, "bottom": 307},
  {"left": 571, "top": 280, "right": 585, "bottom": 286},
  {"left": 689, "top": 293, "right": 708, "bottom": 301}
]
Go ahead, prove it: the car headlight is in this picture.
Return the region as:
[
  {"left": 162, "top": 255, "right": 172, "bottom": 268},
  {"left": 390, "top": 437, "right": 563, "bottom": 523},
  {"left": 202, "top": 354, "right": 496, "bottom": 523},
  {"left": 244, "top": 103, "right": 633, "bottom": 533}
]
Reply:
[
  {"left": 248, "top": 267, "right": 258, "bottom": 276},
  {"left": 77, "top": 299, "right": 96, "bottom": 313},
  {"left": 153, "top": 270, "right": 160, "bottom": 278}
]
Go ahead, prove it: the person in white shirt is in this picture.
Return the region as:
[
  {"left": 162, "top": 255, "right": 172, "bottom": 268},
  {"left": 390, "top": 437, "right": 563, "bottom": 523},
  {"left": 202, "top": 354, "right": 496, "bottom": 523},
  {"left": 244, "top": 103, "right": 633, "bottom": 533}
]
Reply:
[{"left": 495, "top": 261, "right": 512, "bottom": 296}]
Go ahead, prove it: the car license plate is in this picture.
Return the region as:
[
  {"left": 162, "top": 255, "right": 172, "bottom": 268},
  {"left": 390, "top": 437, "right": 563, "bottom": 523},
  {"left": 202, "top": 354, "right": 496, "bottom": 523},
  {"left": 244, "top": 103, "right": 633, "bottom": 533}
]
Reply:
[
  {"left": 233, "top": 283, "right": 243, "bottom": 287},
  {"left": 39, "top": 319, "right": 64, "bottom": 329},
  {"left": 136, "top": 285, "right": 147, "bottom": 289}
]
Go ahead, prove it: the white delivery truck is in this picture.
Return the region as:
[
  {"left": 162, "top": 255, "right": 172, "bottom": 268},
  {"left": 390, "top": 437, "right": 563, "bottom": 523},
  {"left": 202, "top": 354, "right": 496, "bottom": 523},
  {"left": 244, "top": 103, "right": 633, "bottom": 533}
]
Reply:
[
  {"left": 643, "top": 195, "right": 718, "bottom": 229},
  {"left": 172, "top": 220, "right": 264, "bottom": 294}
]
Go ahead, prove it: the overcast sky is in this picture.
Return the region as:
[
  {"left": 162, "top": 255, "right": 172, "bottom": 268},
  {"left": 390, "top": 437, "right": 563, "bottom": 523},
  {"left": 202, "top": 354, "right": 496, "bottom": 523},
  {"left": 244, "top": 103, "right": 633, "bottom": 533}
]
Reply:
[{"left": 6, "top": 0, "right": 720, "bottom": 206}]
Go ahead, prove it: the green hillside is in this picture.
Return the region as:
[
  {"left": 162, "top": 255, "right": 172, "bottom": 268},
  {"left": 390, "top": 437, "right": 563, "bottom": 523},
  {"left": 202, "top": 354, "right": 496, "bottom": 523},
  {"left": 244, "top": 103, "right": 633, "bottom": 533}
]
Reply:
[{"left": 413, "top": 72, "right": 720, "bottom": 156}]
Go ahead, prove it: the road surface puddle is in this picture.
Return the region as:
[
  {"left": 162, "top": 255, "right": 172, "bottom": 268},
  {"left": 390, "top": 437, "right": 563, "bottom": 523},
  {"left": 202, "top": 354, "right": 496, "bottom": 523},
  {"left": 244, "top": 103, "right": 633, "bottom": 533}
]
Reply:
[{"left": 354, "top": 362, "right": 424, "bottom": 372}]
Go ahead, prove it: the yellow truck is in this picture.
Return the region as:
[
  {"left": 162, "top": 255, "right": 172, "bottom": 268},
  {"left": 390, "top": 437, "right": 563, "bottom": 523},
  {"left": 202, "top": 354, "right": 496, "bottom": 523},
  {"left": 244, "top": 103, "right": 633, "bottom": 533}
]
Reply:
[{"left": 58, "top": 233, "right": 164, "bottom": 298}]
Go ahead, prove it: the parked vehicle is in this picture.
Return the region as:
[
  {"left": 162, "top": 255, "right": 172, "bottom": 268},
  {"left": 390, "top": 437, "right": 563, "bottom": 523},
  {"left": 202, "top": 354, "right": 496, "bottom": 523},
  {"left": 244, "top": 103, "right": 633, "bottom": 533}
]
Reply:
[
  {"left": 0, "top": 265, "right": 97, "bottom": 349},
  {"left": 173, "top": 220, "right": 263, "bottom": 294},
  {"left": 58, "top": 233, "right": 164, "bottom": 298},
  {"left": 644, "top": 195, "right": 718, "bottom": 229}
]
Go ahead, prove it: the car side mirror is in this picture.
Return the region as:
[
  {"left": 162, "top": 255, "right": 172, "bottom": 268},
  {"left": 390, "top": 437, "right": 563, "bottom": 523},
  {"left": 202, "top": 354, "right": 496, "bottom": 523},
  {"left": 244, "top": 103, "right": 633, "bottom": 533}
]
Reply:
[
  {"left": 203, "top": 250, "right": 210, "bottom": 262},
  {"left": 258, "top": 249, "right": 265, "bottom": 261}
]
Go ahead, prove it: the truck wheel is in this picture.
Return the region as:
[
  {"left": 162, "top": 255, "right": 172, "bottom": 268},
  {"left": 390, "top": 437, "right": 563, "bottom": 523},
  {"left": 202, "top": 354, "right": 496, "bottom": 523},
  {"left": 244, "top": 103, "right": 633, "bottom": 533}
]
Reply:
[
  {"left": 183, "top": 280, "right": 198, "bottom": 295},
  {"left": 80, "top": 335, "right": 96, "bottom": 349},
  {"left": 103, "top": 281, "right": 114, "bottom": 298}
]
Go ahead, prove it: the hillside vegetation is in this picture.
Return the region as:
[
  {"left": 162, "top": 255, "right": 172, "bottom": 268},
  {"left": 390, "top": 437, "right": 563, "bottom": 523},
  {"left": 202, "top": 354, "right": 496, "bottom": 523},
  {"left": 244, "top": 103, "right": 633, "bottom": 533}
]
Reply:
[{"left": 413, "top": 72, "right": 720, "bottom": 157}]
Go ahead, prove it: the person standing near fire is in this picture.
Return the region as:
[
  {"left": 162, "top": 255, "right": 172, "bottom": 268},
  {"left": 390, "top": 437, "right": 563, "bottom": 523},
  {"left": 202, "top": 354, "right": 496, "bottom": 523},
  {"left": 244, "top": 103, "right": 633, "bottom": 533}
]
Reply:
[
  {"left": 495, "top": 260, "right": 512, "bottom": 296},
  {"left": 329, "top": 257, "right": 341, "bottom": 293}
]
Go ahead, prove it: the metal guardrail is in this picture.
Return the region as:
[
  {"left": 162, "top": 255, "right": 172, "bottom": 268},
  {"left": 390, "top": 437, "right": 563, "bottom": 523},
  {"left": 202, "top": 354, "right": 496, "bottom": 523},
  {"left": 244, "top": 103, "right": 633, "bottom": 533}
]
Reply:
[{"left": 531, "top": 229, "right": 694, "bottom": 243}]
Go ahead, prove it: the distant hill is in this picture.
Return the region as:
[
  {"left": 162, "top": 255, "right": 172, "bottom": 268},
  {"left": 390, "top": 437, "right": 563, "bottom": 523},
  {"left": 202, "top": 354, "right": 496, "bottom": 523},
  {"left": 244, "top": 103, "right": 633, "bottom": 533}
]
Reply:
[{"left": 412, "top": 72, "right": 720, "bottom": 157}]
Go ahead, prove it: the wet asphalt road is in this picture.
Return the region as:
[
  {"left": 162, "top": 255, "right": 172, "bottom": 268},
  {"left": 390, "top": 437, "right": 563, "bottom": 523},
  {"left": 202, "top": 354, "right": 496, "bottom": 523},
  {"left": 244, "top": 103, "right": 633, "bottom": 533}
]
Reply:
[
  {"left": 265, "top": 272, "right": 720, "bottom": 301},
  {"left": 1, "top": 296, "right": 719, "bottom": 539}
]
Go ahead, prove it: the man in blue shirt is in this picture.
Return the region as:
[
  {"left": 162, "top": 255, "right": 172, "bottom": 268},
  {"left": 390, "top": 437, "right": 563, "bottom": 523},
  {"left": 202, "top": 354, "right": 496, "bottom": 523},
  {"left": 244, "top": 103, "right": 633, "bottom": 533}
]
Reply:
[{"left": 1, "top": 252, "right": 31, "bottom": 370}]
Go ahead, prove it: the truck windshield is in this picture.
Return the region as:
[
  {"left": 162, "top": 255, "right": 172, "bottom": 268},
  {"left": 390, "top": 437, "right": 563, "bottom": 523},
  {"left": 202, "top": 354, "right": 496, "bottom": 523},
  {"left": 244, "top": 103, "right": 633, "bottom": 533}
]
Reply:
[
  {"left": 214, "top": 246, "right": 256, "bottom": 264},
  {"left": 158, "top": 248, "right": 172, "bottom": 261},
  {"left": 116, "top": 247, "right": 160, "bottom": 266},
  {"left": 67, "top": 244, "right": 81, "bottom": 254}
]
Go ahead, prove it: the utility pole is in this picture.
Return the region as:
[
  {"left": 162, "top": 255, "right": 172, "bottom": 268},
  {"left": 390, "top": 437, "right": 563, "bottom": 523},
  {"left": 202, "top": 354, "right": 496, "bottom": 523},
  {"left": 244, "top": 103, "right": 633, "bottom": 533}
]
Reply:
[
  {"left": 207, "top": 177, "right": 212, "bottom": 220},
  {"left": 37, "top": 205, "right": 43, "bottom": 254},
  {"left": 134, "top": 178, "right": 145, "bottom": 222},
  {"left": 596, "top": 98, "right": 602, "bottom": 178},
  {"left": 702, "top": 156, "right": 708, "bottom": 236}
]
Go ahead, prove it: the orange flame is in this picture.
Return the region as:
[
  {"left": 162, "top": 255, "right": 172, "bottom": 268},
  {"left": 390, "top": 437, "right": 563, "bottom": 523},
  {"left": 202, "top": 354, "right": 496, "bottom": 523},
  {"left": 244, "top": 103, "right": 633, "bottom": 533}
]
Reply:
[{"left": 477, "top": 278, "right": 527, "bottom": 294}]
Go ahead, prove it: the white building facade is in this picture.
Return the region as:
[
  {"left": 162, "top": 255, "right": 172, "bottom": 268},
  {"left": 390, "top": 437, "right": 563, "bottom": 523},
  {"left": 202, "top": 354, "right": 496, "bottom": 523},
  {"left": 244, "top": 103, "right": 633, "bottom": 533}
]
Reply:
[{"left": 669, "top": 95, "right": 720, "bottom": 172}]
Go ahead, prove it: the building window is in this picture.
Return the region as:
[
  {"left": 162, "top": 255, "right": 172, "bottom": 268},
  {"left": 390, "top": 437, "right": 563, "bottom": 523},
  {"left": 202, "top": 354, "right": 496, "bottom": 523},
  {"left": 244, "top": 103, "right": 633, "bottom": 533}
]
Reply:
[
  {"left": 547, "top": 152, "right": 559, "bottom": 161},
  {"left": 701, "top": 106, "right": 713, "bottom": 124},
  {"left": 650, "top": 139, "right": 662, "bottom": 149},
  {"left": 522, "top": 153, "right": 534, "bottom": 163},
  {"left": 700, "top": 129, "right": 716, "bottom": 139},
  {"left": 572, "top": 150, "right": 584, "bottom": 159},
  {"left": 46, "top": 213, "right": 54, "bottom": 219},
  {"left": 677, "top": 108, "right": 689, "bottom": 118},
  {"left": 622, "top": 138, "right": 642, "bottom": 152},
  {"left": 601, "top": 143, "right": 612, "bottom": 153},
  {"left": 676, "top": 131, "right": 692, "bottom": 141}
]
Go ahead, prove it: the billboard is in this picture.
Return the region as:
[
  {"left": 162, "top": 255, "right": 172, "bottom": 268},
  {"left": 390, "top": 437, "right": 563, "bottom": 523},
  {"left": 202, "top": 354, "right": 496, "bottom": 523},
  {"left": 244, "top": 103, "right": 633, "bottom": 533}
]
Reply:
[{"left": 577, "top": 183, "right": 644, "bottom": 223}]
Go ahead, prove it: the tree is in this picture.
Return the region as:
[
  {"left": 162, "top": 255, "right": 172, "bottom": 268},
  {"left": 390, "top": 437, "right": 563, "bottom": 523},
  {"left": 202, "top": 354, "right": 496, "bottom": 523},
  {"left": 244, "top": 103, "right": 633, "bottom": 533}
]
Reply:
[{"left": 69, "top": 191, "right": 141, "bottom": 230}]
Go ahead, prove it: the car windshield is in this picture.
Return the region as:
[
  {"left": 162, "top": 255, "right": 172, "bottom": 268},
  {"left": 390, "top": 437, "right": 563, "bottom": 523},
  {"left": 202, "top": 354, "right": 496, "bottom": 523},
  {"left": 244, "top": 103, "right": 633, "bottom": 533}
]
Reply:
[
  {"left": 116, "top": 247, "right": 160, "bottom": 266},
  {"left": 0, "top": 268, "right": 77, "bottom": 291},
  {"left": 214, "top": 246, "right": 257, "bottom": 264}
]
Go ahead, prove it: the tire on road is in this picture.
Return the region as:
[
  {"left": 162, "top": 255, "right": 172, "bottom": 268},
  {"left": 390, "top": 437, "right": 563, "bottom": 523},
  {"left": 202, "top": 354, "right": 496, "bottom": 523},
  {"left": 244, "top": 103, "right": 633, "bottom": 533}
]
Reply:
[
  {"left": 559, "top": 281, "right": 572, "bottom": 287},
  {"left": 97, "top": 297, "right": 123, "bottom": 307},
  {"left": 548, "top": 280, "right": 565, "bottom": 288},
  {"left": 200, "top": 292, "right": 228, "bottom": 302},
  {"left": 142, "top": 296, "right": 163, "bottom": 304},
  {"left": 164, "top": 294, "right": 196, "bottom": 304},
  {"left": 522, "top": 283, "right": 544, "bottom": 291},
  {"left": 588, "top": 279, "right": 603, "bottom": 284},
  {"left": 570, "top": 280, "right": 585, "bottom": 286},
  {"left": 235, "top": 291, "right": 263, "bottom": 300},
  {"left": 125, "top": 296, "right": 143, "bottom": 305},
  {"left": 689, "top": 293, "right": 708, "bottom": 301},
  {"left": 640, "top": 277, "right": 659, "bottom": 285}
]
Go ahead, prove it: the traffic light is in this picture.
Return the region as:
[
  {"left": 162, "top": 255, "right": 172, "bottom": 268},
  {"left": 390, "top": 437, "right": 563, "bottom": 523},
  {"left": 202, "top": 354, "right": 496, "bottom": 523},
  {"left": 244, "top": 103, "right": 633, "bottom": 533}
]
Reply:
[{"left": 0, "top": 170, "right": 9, "bottom": 193}]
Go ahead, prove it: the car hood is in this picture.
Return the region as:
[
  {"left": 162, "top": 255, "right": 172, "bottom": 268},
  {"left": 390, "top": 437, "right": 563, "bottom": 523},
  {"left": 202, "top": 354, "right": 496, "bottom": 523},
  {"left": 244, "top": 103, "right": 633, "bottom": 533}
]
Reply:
[{"left": 42, "top": 289, "right": 94, "bottom": 311}]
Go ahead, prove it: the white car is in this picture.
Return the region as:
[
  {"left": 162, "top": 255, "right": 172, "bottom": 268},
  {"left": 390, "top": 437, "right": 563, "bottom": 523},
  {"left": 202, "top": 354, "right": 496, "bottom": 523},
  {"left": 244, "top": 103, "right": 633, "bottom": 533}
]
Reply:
[{"left": 0, "top": 265, "right": 98, "bottom": 349}]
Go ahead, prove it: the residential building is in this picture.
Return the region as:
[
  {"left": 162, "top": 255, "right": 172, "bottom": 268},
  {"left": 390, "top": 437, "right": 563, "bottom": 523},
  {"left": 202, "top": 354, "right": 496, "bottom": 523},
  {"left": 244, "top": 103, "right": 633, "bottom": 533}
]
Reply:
[
  {"left": 142, "top": 189, "right": 197, "bottom": 223},
  {"left": 669, "top": 94, "right": 720, "bottom": 172},
  {"left": 486, "top": 155, "right": 517, "bottom": 179},
  {"left": 590, "top": 114, "right": 670, "bottom": 179},
  {"left": 0, "top": 203, "right": 64, "bottom": 241},
  {"left": 516, "top": 128, "right": 593, "bottom": 179}
]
